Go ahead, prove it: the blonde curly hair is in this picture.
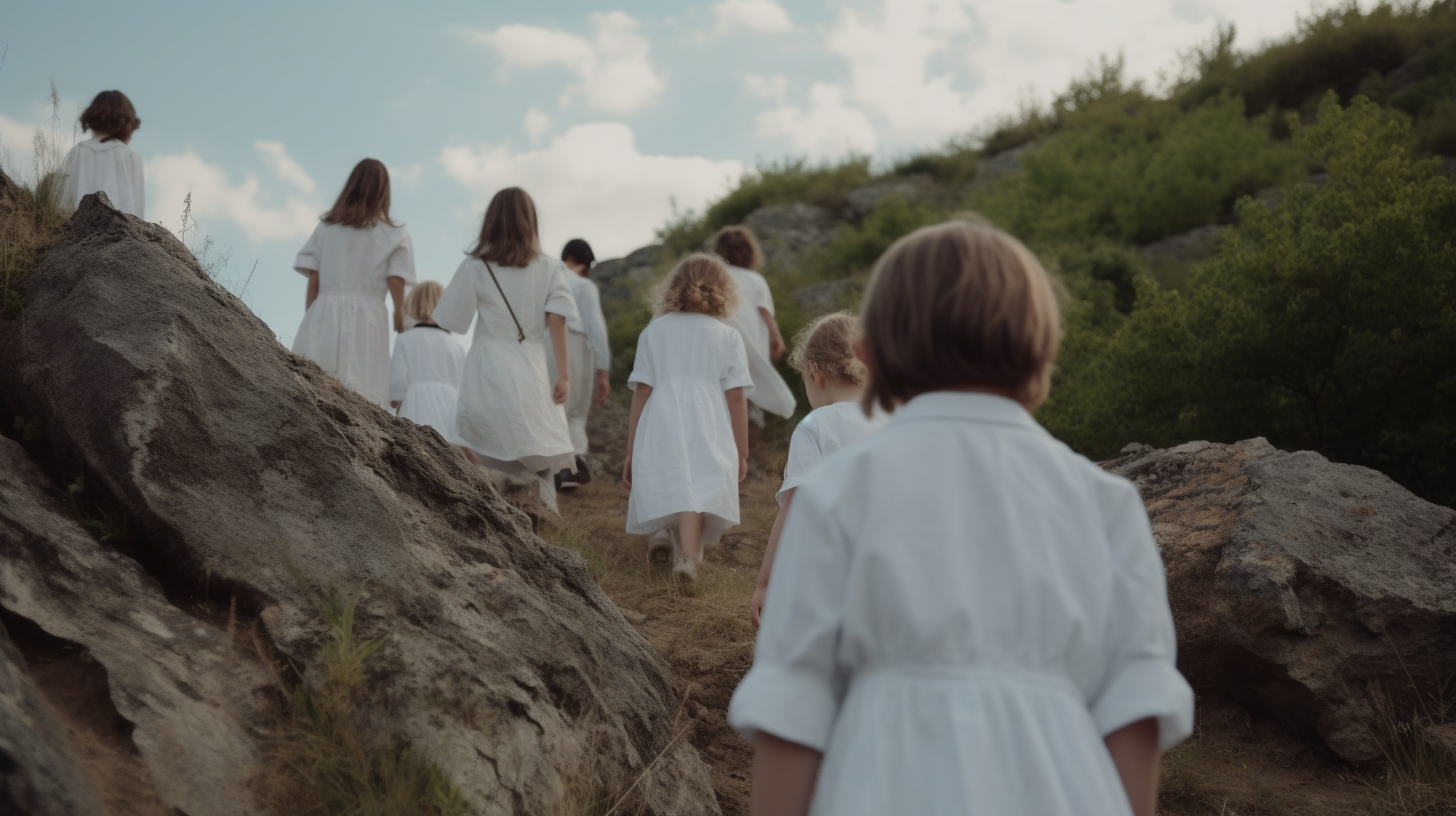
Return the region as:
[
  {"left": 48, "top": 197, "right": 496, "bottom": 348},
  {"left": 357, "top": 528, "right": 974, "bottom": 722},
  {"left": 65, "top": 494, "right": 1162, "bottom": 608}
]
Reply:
[
  {"left": 653, "top": 253, "right": 740, "bottom": 319},
  {"left": 788, "top": 311, "right": 868, "bottom": 386}
]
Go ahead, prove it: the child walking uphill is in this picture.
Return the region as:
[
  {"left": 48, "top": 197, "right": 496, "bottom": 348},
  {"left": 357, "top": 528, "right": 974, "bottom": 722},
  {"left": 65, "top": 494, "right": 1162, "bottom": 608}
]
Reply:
[
  {"left": 623, "top": 254, "right": 752, "bottom": 583},
  {"left": 728, "top": 221, "right": 1193, "bottom": 816},
  {"left": 389, "top": 281, "right": 465, "bottom": 448},
  {"left": 292, "top": 159, "right": 415, "bottom": 409},
  {"left": 433, "top": 188, "right": 578, "bottom": 502},
  {"left": 60, "top": 90, "right": 145, "bottom": 218},
  {"left": 713, "top": 227, "right": 795, "bottom": 422},
  {"left": 749, "top": 312, "right": 885, "bottom": 627},
  {"left": 545, "top": 238, "right": 613, "bottom": 488}
]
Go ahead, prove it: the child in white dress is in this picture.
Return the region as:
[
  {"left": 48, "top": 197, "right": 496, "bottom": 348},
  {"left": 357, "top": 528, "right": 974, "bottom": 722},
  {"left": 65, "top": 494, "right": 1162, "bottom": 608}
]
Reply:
[
  {"left": 623, "top": 254, "right": 752, "bottom": 582},
  {"left": 712, "top": 227, "right": 795, "bottom": 422},
  {"left": 389, "top": 281, "right": 465, "bottom": 448},
  {"left": 728, "top": 221, "right": 1193, "bottom": 816},
  {"left": 544, "top": 238, "right": 612, "bottom": 487},
  {"left": 433, "top": 187, "right": 578, "bottom": 491},
  {"left": 60, "top": 91, "right": 145, "bottom": 218},
  {"left": 749, "top": 312, "right": 885, "bottom": 627},
  {"left": 292, "top": 159, "right": 415, "bottom": 409}
]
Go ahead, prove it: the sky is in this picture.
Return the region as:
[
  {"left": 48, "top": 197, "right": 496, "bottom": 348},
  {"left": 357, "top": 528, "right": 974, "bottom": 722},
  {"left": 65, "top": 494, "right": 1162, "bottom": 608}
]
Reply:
[{"left": 1, "top": 0, "right": 1355, "bottom": 345}]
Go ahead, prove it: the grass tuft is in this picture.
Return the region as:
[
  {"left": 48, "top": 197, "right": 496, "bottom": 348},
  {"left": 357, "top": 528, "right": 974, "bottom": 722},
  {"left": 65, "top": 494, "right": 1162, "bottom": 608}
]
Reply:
[{"left": 0, "top": 84, "right": 71, "bottom": 317}]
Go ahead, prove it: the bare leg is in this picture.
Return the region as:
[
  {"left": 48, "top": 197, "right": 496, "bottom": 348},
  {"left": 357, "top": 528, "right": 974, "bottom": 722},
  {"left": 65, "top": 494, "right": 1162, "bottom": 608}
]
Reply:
[{"left": 677, "top": 511, "right": 705, "bottom": 562}]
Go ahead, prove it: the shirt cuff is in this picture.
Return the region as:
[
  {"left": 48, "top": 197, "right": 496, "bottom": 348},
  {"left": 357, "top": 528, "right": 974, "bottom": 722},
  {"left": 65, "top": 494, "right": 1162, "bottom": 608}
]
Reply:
[
  {"left": 776, "top": 476, "right": 806, "bottom": 507},
  {"left": 1090, "top": 657, "right": 1195, "bottom": 751},
  {"left": 727, "top": 664, "right": 840, "bottom": 752}
]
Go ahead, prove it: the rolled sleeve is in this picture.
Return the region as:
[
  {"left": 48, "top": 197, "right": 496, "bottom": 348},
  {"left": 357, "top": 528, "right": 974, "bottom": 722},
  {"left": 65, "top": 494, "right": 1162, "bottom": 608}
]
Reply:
[
  {"left": 545, "top": 261, "right": 581, "bottom": 321},
  {"left": 720, "top": 331, "right": 754, "bottom": 392},
  {"left": 627, "top": 323, "right": 654, "bottom": 390},
  {"left": 1090, "top": 657, "right": 1195, "bottom": 751},
  {"left": 728, "top": 665, "right": 843, "bottom": 752},
  {"left": 386, "top": 232, "right": 417, "bottom": 285},
  {"left": 293, "top": 226, "right": 322, "bottom": 275},
  {"left": 433, "top": 259, "right": 478, "bottom": 334}
]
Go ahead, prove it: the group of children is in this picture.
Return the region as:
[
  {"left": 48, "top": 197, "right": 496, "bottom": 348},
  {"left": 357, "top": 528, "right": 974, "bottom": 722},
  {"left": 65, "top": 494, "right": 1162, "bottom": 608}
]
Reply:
[{"left": 58, "top": 88, "right": 1192, "bottom": 816}]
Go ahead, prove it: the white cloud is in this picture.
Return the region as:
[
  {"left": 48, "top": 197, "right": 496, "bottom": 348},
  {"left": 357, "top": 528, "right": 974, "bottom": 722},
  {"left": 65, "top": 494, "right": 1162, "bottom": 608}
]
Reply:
[
  {"left": 714, "top": 0, "right": 795, "bottom": 33},
  {"left": 149, "top": 142, "right": 320, "bottom": 243},
  {"left": 523, "top": 108, "right": 553, "bottom": 144},
  {"left": 440, "top": 122, "right": 743, "bottom": 258},
  {"left": 464, "top": 12, "right": 666, "bottom": 115},
  {"left": 388, "top": 162, "right": 424, "bottom": 185},
  {"left": 741, "top": 73, "right": 790, "bottom": 103},
  {"left": 755, "top": 83, "right": 879, "bottom": 158}
]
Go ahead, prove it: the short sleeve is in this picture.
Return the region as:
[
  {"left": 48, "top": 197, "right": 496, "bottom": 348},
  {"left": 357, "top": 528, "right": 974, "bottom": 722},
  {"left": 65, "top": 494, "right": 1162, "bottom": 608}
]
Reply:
[
  {"left": 293, "top": 225, "right": 323, "bottom": 276},
  {"left": 627, "top": 323, "right": 655, "bottom": 390},
  {"left": 720, "top": 330, "right": 753, "bottom": 392},
  {"left": 544, "top": 261, "right": 580, "bottom": 321},
  {"left": 388, "top": 338, "right": 408, "bottom": 404},
  {"left": 777, "top": 420, "right": 823, "bottom": 507},
  {"left": 433, "top": 259, "right": 479, "bottom": 334},
  {"left": 753, "top": 273, "right": 775, "bottom": 315},
  {"left": 386, "top": 230, "right": 417, "bottom": 284},
  {"left": 129, "top": 150, "right": 146, "bottom": 220},
  {"left": 728, "top": 487, "right": 849, "bottom": 751},
  {"left": 1087, "top": 478, "right": 1195, "bottom": 751}
]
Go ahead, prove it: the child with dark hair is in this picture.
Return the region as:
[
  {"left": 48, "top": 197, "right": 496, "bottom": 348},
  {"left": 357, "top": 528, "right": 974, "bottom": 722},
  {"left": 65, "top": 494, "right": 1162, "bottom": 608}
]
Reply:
[
  {"left": 623, "top": 254, "right": 751, "bottom": 583},
  {"left": 729, "top": 220, "right": 1193, "bottom": 816},
  {"left": 712, "top": 226, "right": 795, "bottom": 423},
  {"left": 292, "top": 159, "right": 416, "bottom": 408},
  {"left": 60, "top": 90, "right": 145, "bottom": 217},
  {"left": 545, "top": 238, "right": 612, "bottom": 488}
]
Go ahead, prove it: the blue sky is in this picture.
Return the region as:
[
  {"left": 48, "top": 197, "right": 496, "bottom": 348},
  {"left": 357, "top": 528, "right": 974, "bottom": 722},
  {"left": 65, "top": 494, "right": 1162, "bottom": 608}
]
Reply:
[{"left": 1, "top": 0, "right": 1350, "bottom": 345}]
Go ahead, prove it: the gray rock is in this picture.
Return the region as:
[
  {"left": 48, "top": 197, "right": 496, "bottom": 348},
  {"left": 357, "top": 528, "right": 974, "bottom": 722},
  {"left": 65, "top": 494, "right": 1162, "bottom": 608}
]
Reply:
[
  {"left": 592, "top": 244, "right": 671, "bottom": 323},
  {"left": 971, "top": 141, "right": 1036, "bottom": 189},
  {"left": 743, "top": 202, "right": 846, "bottom": 272},
  {"left": 1104, "top": 438, "right": 1456, "bottom": 762},
  {"left": 793, "top": 279, "right": 861, "bottom": 315},
  {"left": 1138, "top": 224, "right": 1227, "bottom": 269},
  {"left": 842, "top": 176, "right": 934, "bottom": 221},
  {"left": 585, "top": 398, "right": 629, "bottom": 479},
  {"left": 0, "top": 619, "right": 103, "bottom": 816},
  {"left": 3, "top": 194, "right": 718, "bottom": 815},
  {"left": 0, "top": 434, "right": 269, "bottom": 815}
]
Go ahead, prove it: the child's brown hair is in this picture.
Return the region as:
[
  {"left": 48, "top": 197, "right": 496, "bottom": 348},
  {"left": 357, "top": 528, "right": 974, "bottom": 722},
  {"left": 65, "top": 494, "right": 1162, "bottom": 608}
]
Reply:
[
  {"left": 654, "top": 253, "right": 740, "bottom": 319},
  {"left": 322, "top": 159, "right": 397, "bottom": 229},
  {"left": 406, "top": 281, "right": 444, "bottom": 324},
  {"left": 79, "top": 91, "right": 141, "bottom": 141},
  {"left": 861, "top": 220, "right": 1060, "bottom": 413},
  {"left": 471, "top": 187, "right": 540, "bottom": 268},
  {"left": 788, "top": 311, "right": 868, "bottom": 386},
  {"left": 711, "top": 226, "right": 763, "bottom": 271}
]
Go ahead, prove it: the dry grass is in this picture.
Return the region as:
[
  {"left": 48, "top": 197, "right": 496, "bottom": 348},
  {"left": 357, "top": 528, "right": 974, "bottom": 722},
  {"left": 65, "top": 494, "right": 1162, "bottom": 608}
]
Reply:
[
  {"left": 1367, "top": 682, "right": 1456, "bottom": 816},
  {"left": 0, "top": 84, "right": 71, "bottom": 317}
]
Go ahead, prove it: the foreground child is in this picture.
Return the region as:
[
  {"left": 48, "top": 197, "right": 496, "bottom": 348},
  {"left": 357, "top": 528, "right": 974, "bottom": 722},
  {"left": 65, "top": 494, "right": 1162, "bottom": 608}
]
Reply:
[
  {"left": 749, "top": 312, "right": 885, "bottom": 627},
  {"left": 728, "top": 221, "right": 1193, "bottom": 816},
  {"left": 389, "top": 281, "right": 465, "bottom": 448},
  {"left": 292, "top": 159, "right": 415, "bottom": 408},
  {"left": 623, "top": 254, "right": 751, "bottom": 582},
  {"left": 60, "top": 90, "right": 145, "bottom": 217}
]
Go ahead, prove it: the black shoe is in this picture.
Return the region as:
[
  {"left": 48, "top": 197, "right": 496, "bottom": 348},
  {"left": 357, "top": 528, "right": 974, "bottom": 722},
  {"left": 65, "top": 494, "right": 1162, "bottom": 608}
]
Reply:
[{"left": 573, "top": 455, "right": 592, "bottom": 485}]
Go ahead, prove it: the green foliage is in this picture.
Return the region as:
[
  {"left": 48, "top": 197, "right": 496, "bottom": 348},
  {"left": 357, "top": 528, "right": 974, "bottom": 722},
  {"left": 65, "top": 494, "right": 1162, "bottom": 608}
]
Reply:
[
  {"left": 1043, "top": 95, "right": 1456, "bottom": 506},
  {"left": 892, "top": 137, "right": 980, "bottom": 185}
]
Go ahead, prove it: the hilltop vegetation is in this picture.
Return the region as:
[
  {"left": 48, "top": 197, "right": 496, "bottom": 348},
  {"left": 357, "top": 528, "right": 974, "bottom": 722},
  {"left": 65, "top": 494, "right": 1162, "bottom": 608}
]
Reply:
[{"left": 653, "top": 1, "right": 1456, "bottom": 508}]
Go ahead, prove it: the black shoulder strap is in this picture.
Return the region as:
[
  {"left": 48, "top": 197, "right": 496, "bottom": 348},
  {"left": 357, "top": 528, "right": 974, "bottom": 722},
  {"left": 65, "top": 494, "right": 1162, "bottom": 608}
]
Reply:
[{"left": 483, "top": 261, "right": 526, "bottom": 343}]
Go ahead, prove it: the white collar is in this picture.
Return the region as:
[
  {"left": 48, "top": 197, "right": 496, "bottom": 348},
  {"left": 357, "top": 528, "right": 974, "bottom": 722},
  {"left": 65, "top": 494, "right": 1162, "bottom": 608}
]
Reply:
[{"left": 890, "top": 391, "right": 1042, "bottom": 433}]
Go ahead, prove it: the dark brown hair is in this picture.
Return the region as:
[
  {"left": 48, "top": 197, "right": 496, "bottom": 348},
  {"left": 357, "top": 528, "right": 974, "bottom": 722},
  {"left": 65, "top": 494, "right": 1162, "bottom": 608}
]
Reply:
[
  {"left": 470, "top": 187, "right": 540, "bottom": 268},
  {"left": 79, "top": 91, "right": 141, "bottom": 141},
  {"left": 789, "top": 311, "right": 868, "bottom": 386},
  {"left": 711, "top": 226, "right": 763, "bottom": 271},
  {"left": 861, "top": 220, "right": 1061, "bottom": 413},
  {"left": 322, "top": 159, "right": 397, "bottom": 228},
  {"left": 654, "top": 253, "right": 740, "bottom": 319}
]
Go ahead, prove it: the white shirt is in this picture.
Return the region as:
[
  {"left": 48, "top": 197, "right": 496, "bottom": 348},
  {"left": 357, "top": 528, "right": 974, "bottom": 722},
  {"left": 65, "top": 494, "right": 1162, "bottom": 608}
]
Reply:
[
  {"left": 729, "top": 392, "right": 1194, "bottom": 816},
  {"left": 60, "top": 137, "right": 145, "bottom": 218},
  {"left": 777, "top": 401, "right": 888, "bottom": 506},
  {"left": 725, "top": 265, "right": 774, "bottom": 360},
  {"left": 566, "top": 274, "right": 611, "bottom": 372}
]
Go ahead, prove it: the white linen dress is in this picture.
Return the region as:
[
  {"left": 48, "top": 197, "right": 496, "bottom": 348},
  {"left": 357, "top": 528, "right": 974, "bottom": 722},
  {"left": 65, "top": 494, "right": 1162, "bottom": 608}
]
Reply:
[
  {"left": 545, "top": 274, "right": 611, "bottom": 455},
  {"left": 434, "top": 255, "right": 579, "bottom": 475},
  {"left": 723, "top": 265, "right": 795, "bottom": 419},
  {"left": 625, "top": 312, "right": 752, "bottom": 544},
  {"left": 60, "top": 136, "right": 145, "bottom": 218},
  {"left": 389, "top": 324, "right": 465, "bottom": 445},
  {"left": 291, "top": 222, "right": 415, "bottom": 408},
  {"left": 729, "top": 393, "right": 1194, "bottom": 816},
  {"left": 776, "top": 401, "right": 888, "bottom": 507}
]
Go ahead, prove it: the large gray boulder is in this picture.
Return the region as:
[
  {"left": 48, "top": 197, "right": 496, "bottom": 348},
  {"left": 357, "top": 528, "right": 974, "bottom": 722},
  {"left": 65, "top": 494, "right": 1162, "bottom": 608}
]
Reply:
[
  {"left": 2, "top": 194, "right": 718, "bottom": 814},
  {"left": 1105, "top": 438, "right": 1456, "bottom": 762},
  {"left": 743, "top": 202, "right": 845, "bottom": 272},
  {"left": 0, "top": 435, "right": 270, "bottom": 815},
  {"left": 592, "top": 244, "right": 671, "bottom": 324}
]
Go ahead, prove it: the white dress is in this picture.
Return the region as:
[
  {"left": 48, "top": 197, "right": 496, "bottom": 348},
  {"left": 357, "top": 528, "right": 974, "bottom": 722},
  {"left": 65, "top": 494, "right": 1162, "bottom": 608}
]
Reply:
[
  {"left": 723, "top": 265, "right": 795, "bottom": 419},
  {"left": 625, "top": 312, "right": 752, "bottom": 544},
  {"left": 544, "top": 274, "right": 611, "bottom": 455},
  {"left": 729, "top": 393, "right": 1194, "bottom": 816},
  {"left": 60, "top": 137, "right": 145, "bottom": 218},
  {"left": 389, "top": 324, "right": 465, "bottom": 445},
  {"left": 291, "top": 222, "right": 415, "bottom": 408},
  {"left": 776, "top": 401, "right": 888, "bottom": 507},
  {"left": 434, "top": 255, "right": 579, "bottom": 475}
]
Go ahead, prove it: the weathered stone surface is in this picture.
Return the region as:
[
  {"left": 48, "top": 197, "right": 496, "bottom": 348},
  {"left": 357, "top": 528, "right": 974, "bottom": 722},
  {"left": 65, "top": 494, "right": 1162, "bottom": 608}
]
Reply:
[
  {"left": 592, "top": 244, "right": 670, "bottom": 323},
  {"left": 792, "top": 278, "right": 862, "bottom": 315},
  {"left": 584, "top": 398, "right": 629, "bottom": 479},
  {"left": 1138, "top": 224, "right": 1227, "bottom": 269},
  {"left": 5, "top": 194, "right": 718, "bottom": 815},
  {"left": 970, "top": 141, "right": 1036, "bottom": 189},
  {"left": 841, "top": 176, "right": 935, "bottom": 221},
  {"left": 1104, "top": 438, "right": 1456, "bottom": 762},
  {"left": 743, "top": 202, "right": 845, "bottom": 271},
  {"left": 0, "top": 619, "right": 102, "bottom": 816}
]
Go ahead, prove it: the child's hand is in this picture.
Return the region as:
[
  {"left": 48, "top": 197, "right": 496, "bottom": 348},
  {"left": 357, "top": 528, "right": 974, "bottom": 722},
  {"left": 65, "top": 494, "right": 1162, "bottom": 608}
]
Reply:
[
  {"left": 621, "top": 455, "right": 633, "bottom": 489},
  {"left": 750, "top": 584, "right": 767, "bottom": 627},
  {"left": 769, "top": 334, "right": 786, "bottom": 361},
  {"left": 739, "top": 455, "right": 748, "bottom": 483},
  {"left": 393, "top": 312, "right": 405, "bottom": 333},
  {"left": 593, "top": 370, "right": 611, "bottom": 407},
  {"left": 553, "top": 377, "right": 569, "bottom": 405}
]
